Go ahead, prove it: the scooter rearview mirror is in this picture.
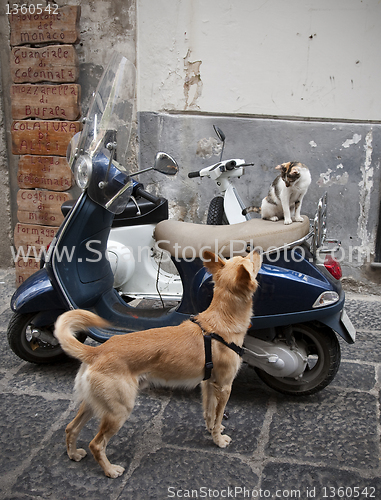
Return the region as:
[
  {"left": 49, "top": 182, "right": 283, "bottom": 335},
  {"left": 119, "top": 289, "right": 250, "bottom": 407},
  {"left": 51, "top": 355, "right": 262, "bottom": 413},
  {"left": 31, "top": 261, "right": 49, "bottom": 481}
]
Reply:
[
  {"left": 213, "top": 125, "right": 225, "bottom": 161},
  {"left": 213, "top": 125, "right": 225, "bottom": 143},
  {"left": 130, "top": 152, "right": 178, "bottom": 177},
  {"left": 153, "top": 152, "right": 178, "bottom": 175}
]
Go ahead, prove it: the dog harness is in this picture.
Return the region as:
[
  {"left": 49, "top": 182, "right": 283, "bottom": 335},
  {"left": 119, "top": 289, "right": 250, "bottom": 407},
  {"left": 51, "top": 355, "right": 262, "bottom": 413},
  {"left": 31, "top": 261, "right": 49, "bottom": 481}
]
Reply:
[{"left": 190, "top": 316, "right": 244, "bottom": 380}]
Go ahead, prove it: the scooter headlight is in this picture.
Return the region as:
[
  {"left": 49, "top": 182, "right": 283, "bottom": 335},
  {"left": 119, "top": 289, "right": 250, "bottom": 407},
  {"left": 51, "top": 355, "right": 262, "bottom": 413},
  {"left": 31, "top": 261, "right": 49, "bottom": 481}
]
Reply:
[
  {"left": 312, "top": 291, "right": 339, "bottom": 308},
  {"left": 74, "top": 155, "right": 92, "bottom": 190}
]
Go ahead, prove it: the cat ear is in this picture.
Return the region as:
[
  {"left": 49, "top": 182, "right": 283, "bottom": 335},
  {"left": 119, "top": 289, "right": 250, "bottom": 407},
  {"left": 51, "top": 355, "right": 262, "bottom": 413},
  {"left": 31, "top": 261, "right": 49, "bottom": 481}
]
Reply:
[
  {"left": 290, "top": 166, "right": 300, "bottom": 174},
  {"left": 276, "top": 162, "right": 290, "bottom": 170}
]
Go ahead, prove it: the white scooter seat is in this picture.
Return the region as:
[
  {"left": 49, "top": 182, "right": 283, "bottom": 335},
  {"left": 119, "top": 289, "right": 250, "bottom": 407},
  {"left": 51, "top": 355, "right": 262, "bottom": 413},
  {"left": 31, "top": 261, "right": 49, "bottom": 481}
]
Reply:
[{"left": 154, "top": 216, "right": 310, "bottom": 258}]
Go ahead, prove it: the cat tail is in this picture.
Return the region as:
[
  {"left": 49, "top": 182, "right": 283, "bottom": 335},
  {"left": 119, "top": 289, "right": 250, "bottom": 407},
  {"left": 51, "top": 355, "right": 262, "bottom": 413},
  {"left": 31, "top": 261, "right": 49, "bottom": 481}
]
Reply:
[{"left": 242, "top": 206, "right": 261, "bottom": 216}]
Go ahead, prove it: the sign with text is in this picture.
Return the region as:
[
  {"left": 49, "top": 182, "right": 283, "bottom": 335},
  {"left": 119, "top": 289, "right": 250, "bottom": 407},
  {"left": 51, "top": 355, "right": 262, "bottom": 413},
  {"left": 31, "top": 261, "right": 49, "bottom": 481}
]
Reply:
[
  {"left": 11, "top": 83, "right": 81, "bottom": 120},
  {"left": 8, "top": 5, "right": 80, "bottom": 46},
  {"left": 15, "top": 256, "right": 41, "bottom": 285},
  {"left": 11, "top": 119, "right": 81, "bottom": 156},
  {"left": 17, "top": 189, "right": 72, "bottom": 226},
  {"left": 14, "top": 222, "right": 58, "bottom": 250},
  {"left": 13, "top": 222, "right": 59, "bottom": 285},
  {"left": 18, "top": 155, "right": 73, "bottom": 191},
  {"left": 11, "top": 45, "right": 79, "bottom": 83}
]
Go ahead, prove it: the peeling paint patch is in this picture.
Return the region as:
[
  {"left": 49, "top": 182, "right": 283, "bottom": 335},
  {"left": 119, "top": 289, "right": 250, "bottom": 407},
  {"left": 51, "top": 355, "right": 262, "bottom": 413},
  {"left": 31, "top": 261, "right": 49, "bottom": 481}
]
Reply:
[
  {"left": 309, "top": 140, "right": 317, "bottom": 148},
  {"left": 357, "top": 130, "right": 373, "bottom": 249},
  {"left": 342, "top": 133, "right": 362, "bottom": 148},
  {"left": 184, "top": 49, "right": 203, "bottom": 110},
  {"left": 317, "top": 166, "right": 349, "bottom": 187},
  {"left": 196, "top": 137, "right": 222, "bottom": 158}
]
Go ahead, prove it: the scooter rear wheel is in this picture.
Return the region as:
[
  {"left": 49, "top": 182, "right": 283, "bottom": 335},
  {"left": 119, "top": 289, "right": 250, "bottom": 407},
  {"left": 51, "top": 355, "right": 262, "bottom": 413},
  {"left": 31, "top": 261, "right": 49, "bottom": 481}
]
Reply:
[
  {"left": 254, "top": 323, "right": 341, "bottom": 396},
  {"left": 7, "top": 312, "right": 86, "bottom": 364}
]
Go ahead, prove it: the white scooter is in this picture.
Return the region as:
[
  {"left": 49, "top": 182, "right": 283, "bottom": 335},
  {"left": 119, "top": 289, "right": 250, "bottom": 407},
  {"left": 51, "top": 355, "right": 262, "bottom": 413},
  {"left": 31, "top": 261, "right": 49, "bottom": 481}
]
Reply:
[{"left": 104, "top": 127, "right": 256, "bottom": 301}]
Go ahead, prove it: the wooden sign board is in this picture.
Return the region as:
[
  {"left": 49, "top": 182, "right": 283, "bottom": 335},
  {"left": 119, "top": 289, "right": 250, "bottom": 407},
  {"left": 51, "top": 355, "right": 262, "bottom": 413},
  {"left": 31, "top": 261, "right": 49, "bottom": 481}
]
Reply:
[
  {"left": 14, "top": 222, "right": 58, "bottom": 250},
  {"left": 18, "top": 155, "right": 73, "bottom": 191},
  {"left": 12, "top": 120, "right": 81, "bottom": 156},
  {"left": 9, "top": 5, "right": 80, "bottom": 46},
  {"left": 11, "top": 45, "right": 79, "bottom": 83},
  {"left": 11, "top": 84, "right": 81, "bottom": 120},
  {"left": 17, "top": 189, "right": 72, "bottom": 226},
  {"left": 15, "top": 256, "right": 41, "bottom": 285},
  {"left": 14, "top": 222, "right": 59, "bottom": 285}
]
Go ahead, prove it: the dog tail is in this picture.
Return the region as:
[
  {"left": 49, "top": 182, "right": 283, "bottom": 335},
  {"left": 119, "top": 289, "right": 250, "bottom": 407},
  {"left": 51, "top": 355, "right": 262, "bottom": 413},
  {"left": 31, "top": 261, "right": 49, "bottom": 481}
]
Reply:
[{"left": 54, "top": 310, "right": 110, "bottom": 364}]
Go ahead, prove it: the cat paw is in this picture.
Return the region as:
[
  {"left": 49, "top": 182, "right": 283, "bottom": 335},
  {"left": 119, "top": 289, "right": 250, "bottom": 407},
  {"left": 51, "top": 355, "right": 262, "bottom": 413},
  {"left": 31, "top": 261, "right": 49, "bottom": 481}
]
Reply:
[
  {"left": 269, "top": 216, "right": 279, "bottom": 222},
  {"left": 294, "top": 216, "right": 304, "bottom": 222},
  {"left": 284, "top": 218, "right": 293, "bottom": 225}
]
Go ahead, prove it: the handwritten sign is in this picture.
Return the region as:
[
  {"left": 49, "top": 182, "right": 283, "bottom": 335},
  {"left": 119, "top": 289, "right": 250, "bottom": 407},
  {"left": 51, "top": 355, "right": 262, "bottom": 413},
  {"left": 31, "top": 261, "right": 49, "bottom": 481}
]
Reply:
[
  {"left": 11, "top": 84, "right": 81, "bottom": 120},
  {"left": 14, "top": 221, "right": 57, "bottom": 249},
  {"left": 11, "top": 45, "right": 79, "bottom": 83},
  {"left": 17, "top": 189, "right": 72, "bottom": 226},
  {"left": 15, "top": 256, "right": 41, "bottom": 285},
  {"left": 18, "top": 155, "right": 73, "bottom": 191},
  {"left": 9, "top": 5, "right": 80, "bottom": 46},
  {"left": 12, "top": 119, "right": 81, "bottom": 156},
  {"left": 13, "top": 222, "right": 59, "bottom": 284}
]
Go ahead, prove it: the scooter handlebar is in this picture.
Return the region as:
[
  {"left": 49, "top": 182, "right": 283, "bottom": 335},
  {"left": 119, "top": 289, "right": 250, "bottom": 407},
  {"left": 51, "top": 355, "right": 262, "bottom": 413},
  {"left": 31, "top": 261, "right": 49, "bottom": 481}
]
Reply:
[
  {"left": 188, "top": 171, "right": 201, "bottom": 178},
  {"left": 134, "top": 185, "right": 161, "bottom": 204}
]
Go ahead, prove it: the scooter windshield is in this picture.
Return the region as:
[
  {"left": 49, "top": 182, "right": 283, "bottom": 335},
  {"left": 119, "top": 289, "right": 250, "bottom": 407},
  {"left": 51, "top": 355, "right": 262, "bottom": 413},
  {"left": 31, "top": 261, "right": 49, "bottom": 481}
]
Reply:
[{"left": 73, "top": 53, "right": 136, "bottom": 213}]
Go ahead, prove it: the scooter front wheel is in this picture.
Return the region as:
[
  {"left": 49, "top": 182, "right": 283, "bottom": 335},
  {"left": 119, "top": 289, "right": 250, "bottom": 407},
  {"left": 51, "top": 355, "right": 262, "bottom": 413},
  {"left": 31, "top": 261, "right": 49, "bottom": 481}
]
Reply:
[
  {"left": 254, "top": 323, "right": 341, "bottom": 396},
  {"left": 7, "top": 312, "right": 85, "bottom": 364},
  {"left": 207, "top": 197, "right": 228, "bottom": 225}
]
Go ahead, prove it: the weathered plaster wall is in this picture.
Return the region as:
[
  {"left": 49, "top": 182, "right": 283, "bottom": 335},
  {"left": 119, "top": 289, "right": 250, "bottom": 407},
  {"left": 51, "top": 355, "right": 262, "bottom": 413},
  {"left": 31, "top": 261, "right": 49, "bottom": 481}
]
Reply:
[
  {"left": 138, "top": 113, "right": 381, "bottom": 283},
  {"left": 137, "top": 0, "right": 381, "bottom": 121},
  {"left": 137, "top": 0, "right": 381, "bottom": 286},
  {"left": 0, "top": 60, "right": 12, "bottom": 267},
  {"left": 0, "top": 1, "right": 16, "bottom": 267}
]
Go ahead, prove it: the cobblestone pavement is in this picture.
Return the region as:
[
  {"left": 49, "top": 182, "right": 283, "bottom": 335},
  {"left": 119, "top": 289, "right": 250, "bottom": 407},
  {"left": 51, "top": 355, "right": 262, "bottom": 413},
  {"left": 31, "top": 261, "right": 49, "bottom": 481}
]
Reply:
[{"left": 0, "top": 268, "right": 380, "bottom": 500}]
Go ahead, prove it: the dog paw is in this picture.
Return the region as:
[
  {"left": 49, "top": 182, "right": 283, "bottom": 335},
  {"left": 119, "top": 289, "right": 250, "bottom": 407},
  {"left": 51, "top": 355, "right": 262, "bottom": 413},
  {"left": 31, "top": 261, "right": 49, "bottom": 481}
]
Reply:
[
  {"left": 105, "top": 464, "right": 125, "bottom": 479},
  {"left": 214, "top": 433, "right": 232, "bottom": 448},
  {"left": 69, "top": 448, "right": 87, "bottom": 462}
]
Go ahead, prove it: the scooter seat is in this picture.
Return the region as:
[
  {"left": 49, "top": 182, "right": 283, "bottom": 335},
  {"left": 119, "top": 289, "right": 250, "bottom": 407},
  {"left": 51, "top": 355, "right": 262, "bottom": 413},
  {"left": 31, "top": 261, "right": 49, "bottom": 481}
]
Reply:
[{"left": 154, "top": 216, "right": 310, "bottom": 258}]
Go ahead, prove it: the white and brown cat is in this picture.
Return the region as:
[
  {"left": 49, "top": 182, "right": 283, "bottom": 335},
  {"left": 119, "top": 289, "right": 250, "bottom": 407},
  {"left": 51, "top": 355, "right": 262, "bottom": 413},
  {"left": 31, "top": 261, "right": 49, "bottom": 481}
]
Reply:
[{"left": 245, "top": 162, "right": 311, "bottom": 225}]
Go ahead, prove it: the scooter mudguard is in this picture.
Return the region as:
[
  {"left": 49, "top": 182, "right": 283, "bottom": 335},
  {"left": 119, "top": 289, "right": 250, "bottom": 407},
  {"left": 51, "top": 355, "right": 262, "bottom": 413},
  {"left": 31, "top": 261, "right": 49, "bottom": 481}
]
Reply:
[
  {"left": 10, "top": 268, "right": 66, "bottom": 326},
  {"left": 318, "top": 309, "right": 356, "bottom": 344}
]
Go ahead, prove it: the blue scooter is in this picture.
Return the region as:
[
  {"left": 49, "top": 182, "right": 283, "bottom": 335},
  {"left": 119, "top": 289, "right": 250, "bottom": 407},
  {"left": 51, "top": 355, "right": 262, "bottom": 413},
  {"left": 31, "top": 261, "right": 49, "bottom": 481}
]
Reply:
[{"left": 7, "top": 53, "right": 356, "bottom": 396}]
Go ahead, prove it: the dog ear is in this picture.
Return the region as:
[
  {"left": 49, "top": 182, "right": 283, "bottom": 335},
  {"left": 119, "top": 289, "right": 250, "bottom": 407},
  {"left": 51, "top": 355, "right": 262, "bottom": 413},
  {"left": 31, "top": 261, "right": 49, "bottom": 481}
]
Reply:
[
  {"left": 236, "top": 262, "right": 253, "bottom": 290},
  {"left": 245, "top": 251, "right": 262, "bottom": 275},
  {"left": 203, "top": 250, "right": 225, "bottom": 275}
]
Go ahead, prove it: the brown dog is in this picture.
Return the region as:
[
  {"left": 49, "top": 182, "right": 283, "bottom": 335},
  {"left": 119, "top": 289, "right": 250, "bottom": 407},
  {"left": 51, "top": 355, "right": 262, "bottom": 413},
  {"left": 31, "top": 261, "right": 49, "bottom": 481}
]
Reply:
[{"left": 54, "top": 250, "right": 261, "bottom": 478}]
